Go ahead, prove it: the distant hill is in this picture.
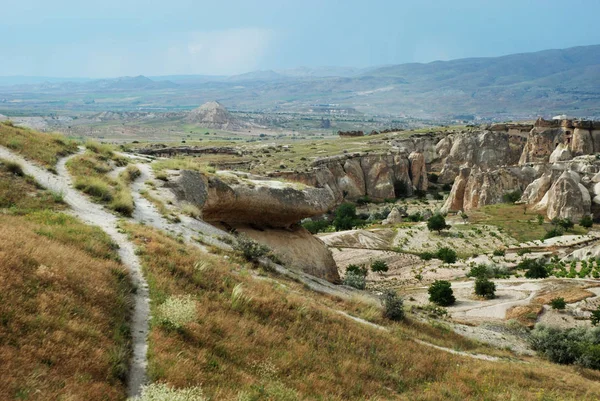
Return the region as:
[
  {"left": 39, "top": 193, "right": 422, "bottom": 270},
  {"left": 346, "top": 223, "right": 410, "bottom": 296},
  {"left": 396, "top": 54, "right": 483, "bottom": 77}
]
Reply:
[
  {"left": 185, "top": 101, "right": 244, "bottom": 130},
  {"left": 1, "top": 45, "right": 599, "bottom": 119}
]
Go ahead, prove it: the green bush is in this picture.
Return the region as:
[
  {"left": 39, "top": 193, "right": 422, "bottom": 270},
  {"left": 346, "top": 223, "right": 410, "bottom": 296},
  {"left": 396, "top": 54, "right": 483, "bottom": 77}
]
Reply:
[
  {"left": 302, "top": 219, "right": 331, "bottom": 234},
  {"left": 427, "top": 214, "right": 449, "bottom": 234},
  {"left": 406, "top": 212, "right": 423, "bottom": 222},
  {"left": 492, "top": 249, "right": 506, "bottom": 257},
  {"left": 436, "top": 247, "right": 457, "bottom": 264},
  {"left": 371, "top": 259, "right": 389, "bottom": 273},
  {"left": 414, "top": 189, "right": 427, "bottom": 199},
  {"left": 382, "top": 290, "right": 404, "bottom": 321},
  {"left": 428, "top": 280, "right": 456, "bottom": 306},
  {"left": 393, "top": 180, "right": 410, "bottom": 198},
  {"left": 474, "top": 277, "right": 496, "bottom": 299},
  {"left": 427, "top": 173, "right": 439, "bottom": 183},
  {"left": 552, "top": 218, "right": 574, "bottom": 231},
  {"left": 419, "top": 251, "right": 435, "bottom": 261},
  {"left": 346, "top": 264, "right": 368, "bottom": 277},
  {"left": 333, "top": 203, "right": 365, "bottom": 231},
  {"left": 518, "top": 259, "right": 549, "bottom": 279},
  {"left": 234, "top": 235, "right": 270, "bottom": 263},
  {"left": 467, "top": 263, "right": 508, "bottom": 279},
  {"left": 343, "top": 271, "right": 366, "bottom": 290},
  {"left": 502, "top": 190, "right": 522, "bottom": 203},
  {"left": 550, "top": 297, "right": 567, "bottom": 310},
  {"left": 580, "top": 215, "right": 594, "bottom": 228},
  {"left": 530, "top": 325, "right": 600, "bottom": 370},
  {"left": 543, "top": 227, "right": 564, "bottom": 240}
]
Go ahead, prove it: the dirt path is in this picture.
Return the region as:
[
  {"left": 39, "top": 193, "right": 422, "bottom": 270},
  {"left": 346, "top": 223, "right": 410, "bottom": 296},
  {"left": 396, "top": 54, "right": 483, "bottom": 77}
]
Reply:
[
  {"left": 0, "top": 147, "right": 150, "bottom": 397},
  {"left": 336, "top": 310, "right": 501, "bottom": 362}
]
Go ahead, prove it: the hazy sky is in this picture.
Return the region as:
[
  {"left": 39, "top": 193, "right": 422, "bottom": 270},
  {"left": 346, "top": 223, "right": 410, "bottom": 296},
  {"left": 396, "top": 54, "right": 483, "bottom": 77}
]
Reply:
[{"left": 2, "top": 0, "right": 600, "bottom": 78}]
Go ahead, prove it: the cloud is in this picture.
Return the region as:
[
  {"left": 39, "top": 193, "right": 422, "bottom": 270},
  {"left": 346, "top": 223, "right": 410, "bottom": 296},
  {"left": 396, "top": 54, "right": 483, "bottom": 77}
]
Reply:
[{"left": 165, "top": 28, "right": 274, "bottom": 75}]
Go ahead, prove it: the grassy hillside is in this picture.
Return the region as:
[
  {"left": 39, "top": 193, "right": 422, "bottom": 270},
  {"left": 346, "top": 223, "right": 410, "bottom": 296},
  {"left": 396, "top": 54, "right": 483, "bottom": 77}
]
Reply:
[
  {"left": 0, "top": 121, "right": 78, "bottom": 169},
  {"left": 0, "top": 160, "right": 133, "bottom": 400},
  {"left": 124, "top": 222, "right": 600, "bottom": 401}
]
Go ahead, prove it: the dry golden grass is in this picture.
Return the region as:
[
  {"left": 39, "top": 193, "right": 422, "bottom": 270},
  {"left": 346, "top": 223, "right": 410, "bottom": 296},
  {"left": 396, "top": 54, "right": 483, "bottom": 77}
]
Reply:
[
  {"left": 0, "top": 122, "right": 78, "bottom": 168},
  {"left": 534, "top": 287, "right": 596, "bottom": 305},
  {"left": 124, "top": 222, "right": 600, "bottom": 401},
  {"left": 0, "top": 165, "right": 132, "bottom": 400},
  {"left": 506, "top": 304, "right": 545, "bottom": 328}
]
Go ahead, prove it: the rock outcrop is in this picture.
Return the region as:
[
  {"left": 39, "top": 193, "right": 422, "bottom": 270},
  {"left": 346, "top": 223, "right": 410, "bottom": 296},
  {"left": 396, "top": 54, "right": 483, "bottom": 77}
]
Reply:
[
  {"left": 437, "top": 130, "right": 524, "bottom": 183},
  {"left": 167, "top": 169, "right": 341, "bottom": 283},
  {"left": 543, "top": 171, "right": 591, "bottom": 221},
  {"left": 237, "top": 225, "right": 340, "bottom": 283}
]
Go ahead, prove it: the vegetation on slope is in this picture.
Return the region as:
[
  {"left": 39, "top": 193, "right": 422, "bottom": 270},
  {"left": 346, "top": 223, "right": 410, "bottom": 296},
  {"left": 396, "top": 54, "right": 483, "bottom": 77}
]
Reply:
[
  {"left": 66, "top": 142, "right": 136, "bottom": 216},
  {"left": 123, "top": 221, "right": 600, "bottom": 401},
  {"left": 0, "top": 160, "right": 133, "bottom": 400}
]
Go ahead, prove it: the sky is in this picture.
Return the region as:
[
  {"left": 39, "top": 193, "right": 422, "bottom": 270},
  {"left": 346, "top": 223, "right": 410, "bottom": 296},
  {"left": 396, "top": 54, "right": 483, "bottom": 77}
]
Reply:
[{"left": 2, "top": 0, "right": 600, "bottom": 78}]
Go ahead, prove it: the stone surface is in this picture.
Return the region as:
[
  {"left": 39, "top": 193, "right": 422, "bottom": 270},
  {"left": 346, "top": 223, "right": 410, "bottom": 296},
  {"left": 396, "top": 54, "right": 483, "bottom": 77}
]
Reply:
[
  {"left": 408, "top": 151, "right": 428, "bottom": 191},
  {"left": 238, "top": 225, "right": 341, "bottom": 283},
  {"left": 545, "top": 170, "right": 592, "bottom": 221}
]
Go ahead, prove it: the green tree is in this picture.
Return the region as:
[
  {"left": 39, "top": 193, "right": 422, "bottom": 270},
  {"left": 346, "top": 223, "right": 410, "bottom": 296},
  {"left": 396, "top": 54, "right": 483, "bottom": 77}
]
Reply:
[
  {"left": 428, "top": 280, "right": 456, "bottom": 306},
  {"left": 474, "top": 277, "right": 496, "bottom": 299},
  {"left": 436, "top": 247, "right": 457, "bottom": 264},
  {"left": 592, "top": 306, "right": 600, "bottom": 326},
  {"left": 427, "top": 213, "right": 449, "bottom": 234},
  {"left": 333, "top": 203, "right": 360, "bottom": 231}
]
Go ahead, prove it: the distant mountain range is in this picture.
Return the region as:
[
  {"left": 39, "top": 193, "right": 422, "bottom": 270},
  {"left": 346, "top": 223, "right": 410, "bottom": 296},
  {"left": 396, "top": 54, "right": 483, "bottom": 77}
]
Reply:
[{"left": 1, "top": 45, "right": 599, "bottom": 120}]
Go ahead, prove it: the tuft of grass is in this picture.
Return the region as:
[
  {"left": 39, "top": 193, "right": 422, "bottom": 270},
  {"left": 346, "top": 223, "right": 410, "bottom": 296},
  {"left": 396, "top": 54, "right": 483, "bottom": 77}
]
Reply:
[
  {"left": 3, "top": 160, "right": 24, "bottom": 176},
  {"left": 67, "top": 151, "right": 135, "bottom": 216},
  {"left": 131, "top": 383, "right": 207, "bottom": 401},
  {"left": 181, "top": 202, "right": 201, "bottom": 219}
]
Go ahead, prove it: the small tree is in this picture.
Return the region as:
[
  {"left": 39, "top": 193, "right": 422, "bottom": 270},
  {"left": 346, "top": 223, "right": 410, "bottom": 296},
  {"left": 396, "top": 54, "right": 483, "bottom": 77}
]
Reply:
[
  {"left": 333, "top": 203, "right": 359, "bottom": 231},
  {"left": 383, "top": 290, "right": 404, "bottom": 321},
  {"left": 371, "top": 259, "right": 389, "bottom": 273},
  {"left": 550, "top": 297, "right": 567, "bottom": 310},
  {"left": 428, "top": 280, "right": 456, "bottom": 306},
  {"left": 474, "top": 277, "right": 496, "bottom": 299},
  {"left": 537, "top": 214, "right": 544, "bottom": 225},
  {"left": 520, "top": 259, "right": 549, "bottom": 279},
  {"left": 580, "top": 215, "right": 594, "bottom": 228},
  {"left": 552, "top": 218, "right": 574, "bottom": 232},
  {"left": 427, "top": 213, "right": 449, "bottom": 234}
]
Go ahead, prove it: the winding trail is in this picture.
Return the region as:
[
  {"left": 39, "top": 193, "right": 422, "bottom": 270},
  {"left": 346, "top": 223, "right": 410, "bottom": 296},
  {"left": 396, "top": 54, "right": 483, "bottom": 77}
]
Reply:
[{"left": 0, "top": 147, "right": 150, "bottom": 397}]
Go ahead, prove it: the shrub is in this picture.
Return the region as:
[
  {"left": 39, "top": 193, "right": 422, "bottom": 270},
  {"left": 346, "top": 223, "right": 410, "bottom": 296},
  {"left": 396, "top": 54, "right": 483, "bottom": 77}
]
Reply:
[
  {"left": 382, "top": 290, "right": 404, "bottom": 321},
  {"left": 467, "top": 264, "right": 509, "bottom": 279},
  {"left": 436, "top": 247, "right": 457, "bottom": 264},
  {"left": 406, "top": 212, "right": 423, "bottom": 222},
  {"left": 433, "top": 192, "right": 444, "bottom": 200},
  {"left": 157, "top": 295, "right": 197, "bottom": 330},
  {"left": 543, "top": 227, "right": 564, "bottom": 240},
  {"left": 518, "top": 259, "right": 549, "bottom": 279},
  {"left": 419, "top": 251, "right": 435, "bottom": 260},
  {"left": 333, "top": 203, "right": 364, "bottom": 231},
  {"left": 234, "top": 235, "right": 270, "bottom": 262},
  {"left": 428, "top": 280, "right": 456, "bottom": 306},
  {"left": 355, "top": 195, "right": 371, "bottom": 205},
  {"left": 131, "top": 383, "right": 207, "bottom": 401},
  {"left": 110, "top": 191, "right": 134, "bottom": 216},
  {"left": 346, "top": 264, "right": 368, "bottom": 277},
  {"left": 550, "top": 297, "right": 567, "bottom": 310},
  {"left": 371, "top": 259, "right": 389, "bottom": 273},
  {"left": 75, "top": 177, "right": 113, "bottom": 201},
  {"left": 343, "top": 271, "right": 366, "bottom": 290},
  {"left": 580, "top": 215, "right": 594, "bottom": 228},
  {"left": 537, "top": 214, "right": 544, "bottom": 225},
  {"left": 302, "top": 218, "right": 331, "bottom": 234},
  {"left": 552, "top": 218, "right": 574, "bottom": 231},
  {"left": 492, "top": 249, "right": 505, "bottom": 257},
  {"left": 502, "top": 190, "right": 522, "bottom": 203},
  {"left": 530, "top": 325, "right": 600, "bottom": 370},
  {"left": 474, "top": 277, "right": 496, "bottom": 299},
  {"left": 427, "top": 213, "right": 449, "bottom": 234},
  {"left": 427, "top": 173, "right": 439, "bottom": 183},
  {"left": 442, "top": 183, "right": 452, "bottom": 191}
]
